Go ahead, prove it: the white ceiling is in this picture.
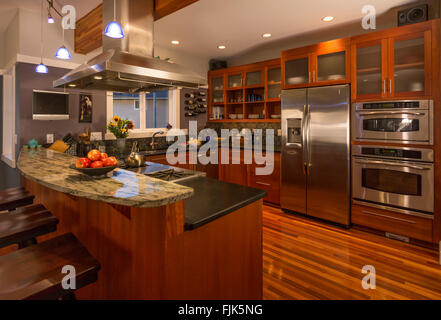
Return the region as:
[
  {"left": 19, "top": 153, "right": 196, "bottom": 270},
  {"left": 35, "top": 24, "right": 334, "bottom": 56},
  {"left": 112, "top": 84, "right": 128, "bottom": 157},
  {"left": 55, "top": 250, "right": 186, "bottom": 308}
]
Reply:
[
  {"left": 0, "top": 0, "right": 101, "bottom": 33},
  {"left": 0, "top": 0, "right": 419, "bottom": 60},
  {"left": 155, "top": 0, "right": 417, "bottom": 59}
]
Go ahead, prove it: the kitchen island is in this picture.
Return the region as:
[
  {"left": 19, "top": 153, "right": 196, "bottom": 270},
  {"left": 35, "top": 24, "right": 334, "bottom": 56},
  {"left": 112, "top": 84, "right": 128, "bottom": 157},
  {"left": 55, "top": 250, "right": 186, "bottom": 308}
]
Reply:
[{"left": 16, "top": 148, "right": 265, "bottom": 299}]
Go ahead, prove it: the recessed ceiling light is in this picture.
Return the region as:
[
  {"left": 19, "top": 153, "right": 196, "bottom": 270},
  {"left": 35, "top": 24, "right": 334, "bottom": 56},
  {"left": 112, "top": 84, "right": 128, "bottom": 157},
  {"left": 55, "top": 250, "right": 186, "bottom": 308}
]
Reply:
[
  {"left": 171, "top": 40, "right": 180, "bottom": 45},
  {"left": 218, "top": 45, "right": 226, "bottom": 50},
  {"left": 322, "top": 16, "right": 335, "bottom": 22},
  {"left": 94, "top": 75, "right": 103, "bottom": 80},
  {"left": 262, "top": 33, "right": 272, "bottom": 38},
  {"left": 68, "top": 84, "right": 76, "bottom": 87}
]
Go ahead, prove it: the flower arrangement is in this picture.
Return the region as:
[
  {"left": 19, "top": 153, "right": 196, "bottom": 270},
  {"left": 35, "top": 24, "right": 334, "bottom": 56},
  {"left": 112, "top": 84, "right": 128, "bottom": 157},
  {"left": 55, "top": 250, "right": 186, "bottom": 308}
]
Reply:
[{"left": 107, "top": 116, "right": 135, "bottom": 139}]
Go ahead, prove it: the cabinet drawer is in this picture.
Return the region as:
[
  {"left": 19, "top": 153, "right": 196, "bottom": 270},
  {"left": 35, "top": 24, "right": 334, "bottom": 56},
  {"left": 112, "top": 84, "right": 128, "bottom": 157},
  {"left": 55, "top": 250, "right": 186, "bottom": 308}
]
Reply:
[
  {"left": 249, "top": 178, "right": 279, "bottom": 205},
  {"left": 351, "top": 204, "right": 433, "bottom": 242}
]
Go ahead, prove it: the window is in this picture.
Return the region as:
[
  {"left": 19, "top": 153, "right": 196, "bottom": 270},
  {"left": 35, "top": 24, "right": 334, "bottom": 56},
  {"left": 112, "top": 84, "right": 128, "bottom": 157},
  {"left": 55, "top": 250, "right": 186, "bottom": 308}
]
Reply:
[
  {"left": 113, "top": 93, "right": 141, "bottom": 129},
  {"left": 146, "top": 91, "right": 169, "bottom": 128},
  {"left": 107, "top": 89, "right": 177, "bottom": 138}
]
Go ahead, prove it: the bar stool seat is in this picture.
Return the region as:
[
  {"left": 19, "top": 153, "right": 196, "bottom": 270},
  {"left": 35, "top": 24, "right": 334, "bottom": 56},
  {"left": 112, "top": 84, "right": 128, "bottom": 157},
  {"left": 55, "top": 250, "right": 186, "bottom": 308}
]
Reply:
[
  {"left": 0, "top": 204, "right": 59, "bottom": 249},
  {"left": 0, "top": 233, "right": 100, "bottom": 300},
  {"left": 0, "top": 187, "right": 34, "bottom": 212}
]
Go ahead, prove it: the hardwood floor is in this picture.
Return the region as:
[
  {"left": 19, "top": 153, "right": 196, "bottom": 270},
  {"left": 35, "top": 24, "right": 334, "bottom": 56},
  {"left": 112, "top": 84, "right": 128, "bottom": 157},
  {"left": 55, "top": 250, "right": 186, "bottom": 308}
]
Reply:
[{"left": 263, "top": 205, "right": 441, "bottom": 300}]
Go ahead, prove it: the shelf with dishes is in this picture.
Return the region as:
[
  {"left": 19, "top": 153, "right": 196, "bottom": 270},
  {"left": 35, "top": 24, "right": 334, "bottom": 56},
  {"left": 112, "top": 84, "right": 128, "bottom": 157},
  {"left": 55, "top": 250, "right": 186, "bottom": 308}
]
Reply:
[{"left": 208, "top": 58, "right": 281, "bottom": 122}]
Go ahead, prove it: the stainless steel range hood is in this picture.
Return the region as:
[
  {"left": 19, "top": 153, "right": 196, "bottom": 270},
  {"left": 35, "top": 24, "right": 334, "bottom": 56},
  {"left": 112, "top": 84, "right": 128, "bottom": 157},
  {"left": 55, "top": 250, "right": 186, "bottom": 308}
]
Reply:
[{"left": 54, "top": 0, "right": 206, "bottom": 92}]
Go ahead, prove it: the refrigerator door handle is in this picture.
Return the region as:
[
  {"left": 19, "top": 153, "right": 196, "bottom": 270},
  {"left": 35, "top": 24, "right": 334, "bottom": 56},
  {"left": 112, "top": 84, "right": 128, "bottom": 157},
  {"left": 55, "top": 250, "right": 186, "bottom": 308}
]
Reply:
[
  {"left": 302, "top": 105, "right": 308, "bottom": 175},
  {"left": 306, "top": 104, "right": 312, "bottom": 175}
]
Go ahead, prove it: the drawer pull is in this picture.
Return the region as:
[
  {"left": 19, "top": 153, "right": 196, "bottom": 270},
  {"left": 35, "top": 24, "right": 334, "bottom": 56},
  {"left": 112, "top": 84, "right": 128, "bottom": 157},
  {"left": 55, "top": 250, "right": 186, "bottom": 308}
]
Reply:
[
  {"left": 255, "top": 181, "right": 271, "bottom": 187},
  {"left": 362, "top": 210, "right": 416, "bottom": 224}
]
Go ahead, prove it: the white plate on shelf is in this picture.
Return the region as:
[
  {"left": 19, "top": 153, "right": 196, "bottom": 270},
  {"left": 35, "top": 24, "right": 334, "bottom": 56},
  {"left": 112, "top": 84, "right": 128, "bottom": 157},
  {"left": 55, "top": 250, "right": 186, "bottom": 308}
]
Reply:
[{"left": 229, "top": 114, "right": 237, "bottom": 119}]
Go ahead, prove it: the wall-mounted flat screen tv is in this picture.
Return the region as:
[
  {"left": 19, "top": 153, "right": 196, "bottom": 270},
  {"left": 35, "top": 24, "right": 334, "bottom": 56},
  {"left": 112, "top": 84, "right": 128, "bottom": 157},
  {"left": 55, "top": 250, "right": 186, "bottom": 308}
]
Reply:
[{"left": 32, "top": 90, "right": 69, "bottom": 120}]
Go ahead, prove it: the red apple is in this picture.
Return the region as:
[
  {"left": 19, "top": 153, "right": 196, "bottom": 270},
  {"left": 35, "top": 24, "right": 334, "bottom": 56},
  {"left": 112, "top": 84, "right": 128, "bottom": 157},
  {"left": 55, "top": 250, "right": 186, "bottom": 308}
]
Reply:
[
  {"left": 90, "top": 161, "right": 104, "bottom": 168},
  {"left": 103, "top": 156, "right": 118, "bottom": 167},
  {"left": 87, "top": 149, "right": 101, "bottom": 162},
  {"left": 76, "top": 158, "right": 91, "bottom": 168},
  {"left": 101, "top": 153, "right": 109, "bottom": 160}
]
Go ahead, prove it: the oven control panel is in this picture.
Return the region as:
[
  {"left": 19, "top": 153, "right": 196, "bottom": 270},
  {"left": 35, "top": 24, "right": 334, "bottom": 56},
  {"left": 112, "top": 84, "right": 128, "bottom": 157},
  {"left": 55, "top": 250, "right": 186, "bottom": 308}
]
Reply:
[
  {"left": 352, "top": 145, "right": 434, "bottom": 163},
  {"left": 354, "top": 99, "right": 432, "bottom": 111},
  {"left": 361, "top": 147, "right": 422, "bottom": 160}
]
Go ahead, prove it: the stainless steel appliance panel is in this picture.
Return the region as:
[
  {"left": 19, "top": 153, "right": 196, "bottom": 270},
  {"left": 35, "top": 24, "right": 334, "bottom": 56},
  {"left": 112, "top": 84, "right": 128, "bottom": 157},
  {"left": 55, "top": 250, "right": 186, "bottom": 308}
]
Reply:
[
  {"left": 352, "top": 100, "right": 433, "bottom": 144},
  {"left": 281, "top": 89, "right": 307, "bottom": 214},
  {"left": 306, "top": 85, "right": 350, "bottom": 225},
  {"left": 352, "top": 145, "right": 434, "bottom": 214}
]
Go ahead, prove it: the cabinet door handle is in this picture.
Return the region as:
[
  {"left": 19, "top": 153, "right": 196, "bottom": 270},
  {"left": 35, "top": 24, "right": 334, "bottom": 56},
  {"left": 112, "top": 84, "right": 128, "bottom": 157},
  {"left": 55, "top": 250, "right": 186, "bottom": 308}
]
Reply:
[
  {"left": 313, "top": 71, "right": 316, "bottom": 83},
  {"left": 362, "top": 210, "right": 416, "bottom": 224},
  {"left": 383, "top": 80, "right": 386, "bottom": 94},
  {"left": 309, "top": 72, "right": 312, "bottom": 83},
  {"left": 390, "top": 79, "right": 392, "bottom": 94},
  {"left": 255, "top": 181, "right": 271, "bottom": 187}
]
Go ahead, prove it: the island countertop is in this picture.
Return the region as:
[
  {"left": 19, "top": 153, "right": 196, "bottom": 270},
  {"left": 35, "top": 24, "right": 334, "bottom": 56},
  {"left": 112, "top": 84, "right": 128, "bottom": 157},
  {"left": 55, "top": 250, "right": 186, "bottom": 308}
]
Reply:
[{"left": 17, "top": 148, "right": 194, "bottom": 208}]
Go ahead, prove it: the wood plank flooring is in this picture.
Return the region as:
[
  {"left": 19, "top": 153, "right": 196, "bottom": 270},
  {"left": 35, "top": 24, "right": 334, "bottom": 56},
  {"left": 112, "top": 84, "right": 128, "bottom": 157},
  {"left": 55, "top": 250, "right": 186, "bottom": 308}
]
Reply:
[{"left": 263, "top": 206, "right": 441, "bottom": 300}]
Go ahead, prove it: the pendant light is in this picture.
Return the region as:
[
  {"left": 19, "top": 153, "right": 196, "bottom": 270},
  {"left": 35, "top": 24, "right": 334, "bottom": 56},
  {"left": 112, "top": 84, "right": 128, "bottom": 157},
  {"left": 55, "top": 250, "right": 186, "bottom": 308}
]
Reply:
[
  {"left": 36, "top": 0, "right": 48, "bottom": 74},
  {"left": 104, "top": 0, "right": 124, "bottom": 39},
  {"left": 55, "top": 27, "right": 71, "bottom": 60}
]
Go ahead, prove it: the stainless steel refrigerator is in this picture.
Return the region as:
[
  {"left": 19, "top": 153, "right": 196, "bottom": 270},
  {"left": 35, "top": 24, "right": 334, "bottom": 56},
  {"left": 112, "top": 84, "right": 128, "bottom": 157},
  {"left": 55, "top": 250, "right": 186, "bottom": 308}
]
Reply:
[{"left": 281, "top": 85, "right": 350, "bottom": 226}]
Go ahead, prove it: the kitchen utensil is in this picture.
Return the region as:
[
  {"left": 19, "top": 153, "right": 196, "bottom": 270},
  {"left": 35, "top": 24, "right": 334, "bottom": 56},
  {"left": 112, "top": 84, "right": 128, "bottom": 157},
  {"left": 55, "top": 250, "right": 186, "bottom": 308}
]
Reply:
[{"left": 125, "top": 141, "right": 146, "bottom": 168}]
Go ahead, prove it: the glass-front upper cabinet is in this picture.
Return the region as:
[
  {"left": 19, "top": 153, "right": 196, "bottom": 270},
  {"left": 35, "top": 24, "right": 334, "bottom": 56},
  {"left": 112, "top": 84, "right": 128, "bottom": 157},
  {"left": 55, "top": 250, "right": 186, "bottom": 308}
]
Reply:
[
  {"left": 246, "top": 70, "right": 263, "bottom": 87},
  {"left": 282, "top": 54, "right": 310, "bottom": 88},
  {"left": 316, "top": 51, "right": 346, "bottom": 82},
  {"left": 227, "top": 73, "right": 243, "bottom": 89},
  {"left": 355, "top": 41, "right": 385, "bottom": 99},
  {"left": 391, "top": 33, "right": 428, "bottom": 97},
  {"left": 267, "top": 67, "right": 281, "bottom": 100},
  {"left": 211, "top": 76, "right": 224, "bottom": 104},
  {"left": 352, "top": 22, "right": 433, "bottom": 100}
]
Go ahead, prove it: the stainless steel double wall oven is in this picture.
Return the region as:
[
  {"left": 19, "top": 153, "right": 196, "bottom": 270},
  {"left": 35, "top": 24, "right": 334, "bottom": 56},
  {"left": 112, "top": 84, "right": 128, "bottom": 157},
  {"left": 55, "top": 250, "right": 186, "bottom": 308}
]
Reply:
[{"left": 352, "top": 99, "right": 434, "bottom": 217}]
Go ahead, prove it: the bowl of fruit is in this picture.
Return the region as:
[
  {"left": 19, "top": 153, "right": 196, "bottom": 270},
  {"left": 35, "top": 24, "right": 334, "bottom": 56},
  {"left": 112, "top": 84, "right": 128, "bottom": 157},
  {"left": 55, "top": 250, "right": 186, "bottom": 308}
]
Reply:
[{"left": 71, "top": 149, "right": 118, "bottom": 176}]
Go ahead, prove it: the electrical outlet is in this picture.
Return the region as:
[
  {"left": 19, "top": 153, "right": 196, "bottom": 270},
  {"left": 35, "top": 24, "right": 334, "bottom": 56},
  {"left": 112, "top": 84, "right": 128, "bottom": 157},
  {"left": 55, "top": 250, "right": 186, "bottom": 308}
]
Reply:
[
  {"left": 46, "top": 134, "right": 54, "bottom": 144},
  {"left": 277, "top": 129, "right": 282, "bottom": 137},
  {"left": 90, "top": 132, "right": 103, "bottom": 141}
]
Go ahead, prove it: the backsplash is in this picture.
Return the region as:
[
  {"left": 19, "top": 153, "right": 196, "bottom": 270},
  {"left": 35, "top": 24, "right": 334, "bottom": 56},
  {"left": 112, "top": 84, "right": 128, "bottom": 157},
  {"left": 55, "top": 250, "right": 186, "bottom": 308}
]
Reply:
[
  {"left": 75, "top": 122, "right": 281, "bottom": 157},
  {"left": 205, "top": 122, "right": 282, "bottom": 148}
]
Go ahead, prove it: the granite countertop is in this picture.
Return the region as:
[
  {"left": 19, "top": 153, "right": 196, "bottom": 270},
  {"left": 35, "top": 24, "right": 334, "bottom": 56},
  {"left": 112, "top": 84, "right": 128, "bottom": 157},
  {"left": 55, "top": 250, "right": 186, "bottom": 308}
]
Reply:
[
  {"left": 176, "top": 177, "right": 266, "bottom": 230},
  {"left": 17, "top": 148, "right": 194, "bottom": 208}
]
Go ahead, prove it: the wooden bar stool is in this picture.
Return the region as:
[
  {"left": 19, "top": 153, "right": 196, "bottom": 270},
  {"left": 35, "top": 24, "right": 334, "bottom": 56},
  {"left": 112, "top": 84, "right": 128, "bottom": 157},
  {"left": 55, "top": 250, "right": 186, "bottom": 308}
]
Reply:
[
  {"left": 0, "top": 204, "right": 59, "bottom": 249},
  {"left": 0, "top": 187, "right": 35, "bottom": 212},
  {"left": 0, "top": 233, "right": 100, "bottom": 300}
]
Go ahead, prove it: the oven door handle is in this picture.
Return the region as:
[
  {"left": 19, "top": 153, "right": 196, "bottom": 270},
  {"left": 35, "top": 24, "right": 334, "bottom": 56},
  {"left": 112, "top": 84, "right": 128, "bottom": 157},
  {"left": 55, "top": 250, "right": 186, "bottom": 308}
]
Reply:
[
  {"left": 353, "top": 159, "right": 431, "bottom": 171},
  {"left": 356, "top": 111, "right": 426, "bottom": 116}
]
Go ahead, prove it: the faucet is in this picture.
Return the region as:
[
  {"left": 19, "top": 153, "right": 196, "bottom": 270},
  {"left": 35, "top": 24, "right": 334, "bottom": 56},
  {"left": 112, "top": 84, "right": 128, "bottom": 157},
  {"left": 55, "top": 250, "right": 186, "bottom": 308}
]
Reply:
[{"left": 150, "top": 131, "right": 164, "bottom": 149}]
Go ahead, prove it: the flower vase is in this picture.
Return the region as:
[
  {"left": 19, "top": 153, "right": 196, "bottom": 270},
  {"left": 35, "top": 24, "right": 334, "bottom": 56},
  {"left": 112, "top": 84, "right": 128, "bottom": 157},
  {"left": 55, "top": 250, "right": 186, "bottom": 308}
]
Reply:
[{"left": 116, "top": 138, "right": 126, "bottom": 156}]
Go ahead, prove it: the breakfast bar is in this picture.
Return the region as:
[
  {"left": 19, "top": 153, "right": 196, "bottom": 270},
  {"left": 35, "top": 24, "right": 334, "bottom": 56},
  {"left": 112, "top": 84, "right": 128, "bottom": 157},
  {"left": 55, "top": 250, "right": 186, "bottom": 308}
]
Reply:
[{"left": 17, "top": 148, "right": 264, "bottom": 299}]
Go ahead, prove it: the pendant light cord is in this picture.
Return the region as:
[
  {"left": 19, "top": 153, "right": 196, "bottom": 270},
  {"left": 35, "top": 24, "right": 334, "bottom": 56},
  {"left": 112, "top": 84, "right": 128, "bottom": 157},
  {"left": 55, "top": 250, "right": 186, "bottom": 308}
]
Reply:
[{"left": 40, "top": 0, "right": 44, "bottom": 62}]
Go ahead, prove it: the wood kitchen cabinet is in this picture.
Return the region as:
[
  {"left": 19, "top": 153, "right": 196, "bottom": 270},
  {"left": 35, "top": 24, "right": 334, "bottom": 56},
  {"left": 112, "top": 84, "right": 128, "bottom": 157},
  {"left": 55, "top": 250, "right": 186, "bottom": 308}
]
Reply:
[
  {"left": 218, "top": 149, "right": 249, "bottom": 185},
  {"left": 351, "top": 20, "right": 438, "bottom": 101},
  {"left": 282, "top": 38, "right": 350, "bottom": 89},
  {"left": 207, "top": 58, "right": 281, "bottom": 122},
  {"left": 218, "top": 148, "right": 281, "bottom": 205},
  {"left": 352, "top": 203, "right": 433, "bottom": 243},
  {"left": 248, "top": 152, "right": 281, "bottom": 205}
]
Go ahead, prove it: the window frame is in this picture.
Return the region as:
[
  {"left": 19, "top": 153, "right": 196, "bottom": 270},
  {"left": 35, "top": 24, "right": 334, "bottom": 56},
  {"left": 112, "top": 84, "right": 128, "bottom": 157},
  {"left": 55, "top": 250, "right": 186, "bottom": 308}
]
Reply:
[{"left": 106, "top": 89, "right": 180, "bottom": 139}]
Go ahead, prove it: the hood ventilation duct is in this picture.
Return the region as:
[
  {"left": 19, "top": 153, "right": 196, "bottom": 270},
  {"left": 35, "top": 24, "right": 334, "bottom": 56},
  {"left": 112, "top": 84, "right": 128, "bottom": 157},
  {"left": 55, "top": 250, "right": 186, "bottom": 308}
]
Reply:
[{"left": 54, "top": 0, "right": 206, "bottom": 92}]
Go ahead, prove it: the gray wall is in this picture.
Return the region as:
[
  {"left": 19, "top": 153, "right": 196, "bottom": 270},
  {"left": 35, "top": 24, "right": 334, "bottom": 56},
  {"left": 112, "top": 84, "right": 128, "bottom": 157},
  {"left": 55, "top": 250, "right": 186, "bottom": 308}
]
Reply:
[
  {"left": 228, "top": 0, "right": 440, "bottom": 67},
  {"left": 16, "top": 63, "right": 107, "bottom": 150}
]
